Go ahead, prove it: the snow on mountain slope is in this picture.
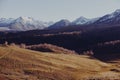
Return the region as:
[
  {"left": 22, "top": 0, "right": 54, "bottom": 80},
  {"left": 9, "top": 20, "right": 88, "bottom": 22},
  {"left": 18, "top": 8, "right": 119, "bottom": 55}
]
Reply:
[
  {"left": 72, "top": 16, "right": 101, "bottom": 25},
  {"left": 48, "top": 19, "right": 71, "bottom": 29},
  {"left": 0, "top": 18, "right": 14, "bottom": 26},
  {"left": 72, "top": 16, "right": 90, "bottom": 25},
  {"left": 0, "top": 17, "right": 53, "bottom": 31},
  {"left": 72, "top": 9, "right": 120, "bottom": 26},
  {"left": 94, "top": 9, "right": 120, "bottom": 24},
  {"left": 1, "top": 9, "right": 120, "bottom": 31},
  {"left": 48, "top": 16, "right": 100, "bottom": 29},
  {"left": 86, "top": 17, "right": 100, "bottom": 24}
]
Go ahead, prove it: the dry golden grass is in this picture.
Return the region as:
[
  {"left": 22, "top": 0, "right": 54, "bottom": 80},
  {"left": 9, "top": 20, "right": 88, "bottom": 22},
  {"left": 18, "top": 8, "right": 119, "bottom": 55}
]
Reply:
[
  {"left": 0, "top": 46, "right": 120, "bottom": 80},
  {"left": 26, "top": 43, "right": 77, "bottom": 54}
]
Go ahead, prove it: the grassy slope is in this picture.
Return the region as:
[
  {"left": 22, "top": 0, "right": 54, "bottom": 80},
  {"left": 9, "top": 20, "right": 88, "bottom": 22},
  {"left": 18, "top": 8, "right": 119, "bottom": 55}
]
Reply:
[{"left": 0, "top": 46, "right": 120, "bottom": 80}]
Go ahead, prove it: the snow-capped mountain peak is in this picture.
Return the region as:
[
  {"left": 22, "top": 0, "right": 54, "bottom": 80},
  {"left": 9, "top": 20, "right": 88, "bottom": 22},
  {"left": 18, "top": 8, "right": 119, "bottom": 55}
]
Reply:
[
  {"left": 59, "top": 19, "right": 70, "bottom": 23},
  {"left": 94, "top": 9, "right": 120, "bottom": 24},
  {"left": 48, "top": 19, "right": 70, "bottom": 29},
  {"left": 114, "top": 9, "right": 120, "bottom": 14},
  {"left": 109, "top": 9, "right": 120, "bottom": 16},
  {"left": 72, "top": 16, "right": 90, "bottom": 25},
  {"left": 15, "top": 16, "right": 34, "bottom": 24},
  {"left": 0, "top": 17, "right": 54, "bottom": 31}
]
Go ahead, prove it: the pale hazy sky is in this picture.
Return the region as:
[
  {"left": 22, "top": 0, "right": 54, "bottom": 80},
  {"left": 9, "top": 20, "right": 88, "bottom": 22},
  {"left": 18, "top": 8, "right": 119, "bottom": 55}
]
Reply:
[{"left": 0, "top": 0, "right": 120, "bottom": 21}]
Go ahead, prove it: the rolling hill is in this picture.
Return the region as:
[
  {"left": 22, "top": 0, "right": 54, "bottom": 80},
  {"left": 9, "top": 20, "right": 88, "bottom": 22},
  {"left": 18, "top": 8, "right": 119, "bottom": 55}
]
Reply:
[
  {"left": 1, "top": 24, "right": 120, "bottom": 62},
  {"left": 0, "top": 45, "right": 120, "bottom": 80}
]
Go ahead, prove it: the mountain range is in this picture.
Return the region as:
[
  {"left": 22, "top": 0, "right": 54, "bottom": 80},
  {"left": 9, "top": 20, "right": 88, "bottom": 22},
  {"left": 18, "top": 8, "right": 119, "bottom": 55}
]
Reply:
[
  {"left": 0, "top": 9, "right": 120, "bottom": 31},
  {"left": 0, "top": 17, "right": 54, "bottom": 31},
  {"left": 49, "top": 9, "right": 120, "bottom": 29}
]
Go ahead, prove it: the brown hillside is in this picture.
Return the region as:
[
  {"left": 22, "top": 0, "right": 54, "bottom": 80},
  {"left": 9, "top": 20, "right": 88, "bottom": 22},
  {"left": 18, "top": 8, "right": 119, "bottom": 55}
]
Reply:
[{"left": 0, "top": 46, "right": 120, "bottom": 80}]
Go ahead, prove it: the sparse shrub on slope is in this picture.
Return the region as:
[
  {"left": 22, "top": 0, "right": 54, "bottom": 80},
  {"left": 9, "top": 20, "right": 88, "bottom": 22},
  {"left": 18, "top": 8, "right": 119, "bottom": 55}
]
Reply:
[{"left": 26, "top": 43, "right": 77, "bottom": 54}]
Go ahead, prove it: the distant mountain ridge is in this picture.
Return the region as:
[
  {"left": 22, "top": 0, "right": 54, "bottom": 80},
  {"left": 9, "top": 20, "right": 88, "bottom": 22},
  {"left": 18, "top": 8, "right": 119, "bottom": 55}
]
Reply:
[
  {"left": 0, "top": 17, "right": 54, "bottom": 31},
  {"left": 94, "top": 9, "right": 120, "bottom": 25},
  {"left": 48, "top": 9, "right": 120, "bottom": 29},
  {"left": 1, "top": 9, "right": 120, "bottom": 31},
  {"left": 72, "top": 16, "right": 90, "bottom": 25},
  {"left": 47, "top": 19, "right": 71, "bottom": 29}
]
